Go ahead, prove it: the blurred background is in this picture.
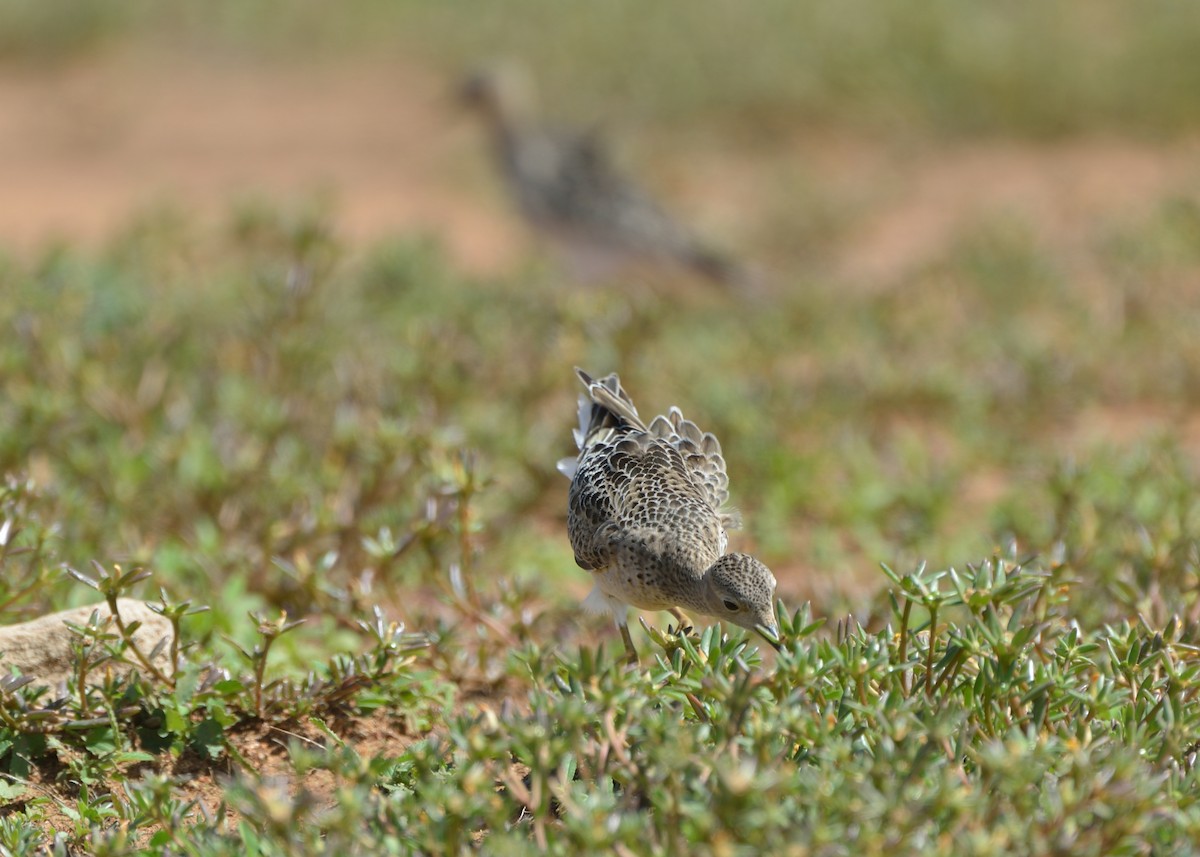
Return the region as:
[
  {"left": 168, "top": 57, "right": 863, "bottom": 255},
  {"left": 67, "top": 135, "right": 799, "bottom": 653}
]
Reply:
[
  {"left": 3, "top": 0, "right": 1200, "bottom": 639},
  {"left": 9, "top": 0, "right": 1200, "bottom": 272}
]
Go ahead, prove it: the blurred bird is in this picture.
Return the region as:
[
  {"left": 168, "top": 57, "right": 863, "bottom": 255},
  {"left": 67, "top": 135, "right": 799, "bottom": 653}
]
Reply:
[
  {"left": 460, "top": 63, "right": 752, "bottom": 288},
  {"left": 558, "top": 368, "right": 778, "bottom": 664}
]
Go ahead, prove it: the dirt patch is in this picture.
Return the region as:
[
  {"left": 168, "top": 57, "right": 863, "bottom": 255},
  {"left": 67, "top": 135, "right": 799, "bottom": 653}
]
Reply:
[
  {"left": 2, "top": 50, "right": 1199, "bottom": 285},
  {"left": 0, "top": 50, "right": 523, "bottom": 272},
  {"left": 2, "top": 708, "right": 425, "bottom": 842},
  {"left": 836, "top": 137, "right": 1200, "bottom": 284}
]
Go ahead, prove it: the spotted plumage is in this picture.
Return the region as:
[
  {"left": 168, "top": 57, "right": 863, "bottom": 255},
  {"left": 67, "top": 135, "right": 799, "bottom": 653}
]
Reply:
[
  {"left": 460, "top": 63, "right": 749, "bottom": 287},
  {"left": 558, "top": 368, "right": 778, "bottom": 662}
]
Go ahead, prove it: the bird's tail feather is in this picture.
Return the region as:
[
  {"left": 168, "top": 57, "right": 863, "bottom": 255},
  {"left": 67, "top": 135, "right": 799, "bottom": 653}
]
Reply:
[
  {"left": 574, "top": 368, "right": 645, "bottom": 445},
  {"left": 557, "top": 368, "right": 646, "bottom": 479}
]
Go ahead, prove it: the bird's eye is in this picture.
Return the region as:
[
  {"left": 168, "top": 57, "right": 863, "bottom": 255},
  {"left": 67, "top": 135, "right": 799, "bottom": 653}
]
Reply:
[{"left": 722, "top": 599, "right": 740, "bottom": 611}]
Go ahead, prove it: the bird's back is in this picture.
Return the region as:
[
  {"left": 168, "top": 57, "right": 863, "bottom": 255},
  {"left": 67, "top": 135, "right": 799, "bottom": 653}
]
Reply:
[
  {"left": 462, "top": 64, "right": 747, "bottom": 286},
  {"left": 564, "top": 371, "right": 735, "bottom": 579},
  {"left": 498, "top": 125, "right": 697, "bottom": 256}
]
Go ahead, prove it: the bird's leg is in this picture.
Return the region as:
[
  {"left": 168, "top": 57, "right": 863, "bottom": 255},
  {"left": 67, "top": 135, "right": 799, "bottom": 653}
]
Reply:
[
  {"left": 617, "top": 620, "right": 639, "bottom": 666},
  {"left": 668, "top": 606, "right": 693, "bottom": 632}
]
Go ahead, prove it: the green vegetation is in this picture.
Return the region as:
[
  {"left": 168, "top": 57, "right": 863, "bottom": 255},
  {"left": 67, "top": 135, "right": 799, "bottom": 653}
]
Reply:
[
  {"left": 1, "top": 0, "right": 1199, "bottom": 851},
  {"left": 0, "top": 187, "right": 1197, "bottom": 851}
]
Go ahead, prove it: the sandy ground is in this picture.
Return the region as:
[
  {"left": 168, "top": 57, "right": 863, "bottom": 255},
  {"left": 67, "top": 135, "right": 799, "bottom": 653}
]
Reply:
[
  {"left": 2, "top": 51, "right": 1198, "bottom": 282},
  {"left": 0, "top": 52, "right": 523, "bottom": 271}
]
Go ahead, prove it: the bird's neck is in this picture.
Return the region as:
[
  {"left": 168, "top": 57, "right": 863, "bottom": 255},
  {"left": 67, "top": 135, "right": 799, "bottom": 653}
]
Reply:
[{"left": 675, "top": 571, "right": 718, "bottom": 619}]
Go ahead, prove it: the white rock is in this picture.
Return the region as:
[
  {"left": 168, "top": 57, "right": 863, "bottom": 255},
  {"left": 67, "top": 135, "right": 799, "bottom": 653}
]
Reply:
[{"left": 0, "top": 598, "right": 174, "bottom": 689}]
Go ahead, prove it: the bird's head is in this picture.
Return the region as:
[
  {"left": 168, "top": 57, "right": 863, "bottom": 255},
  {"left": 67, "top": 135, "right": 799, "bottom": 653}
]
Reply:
[
  {"left": 703, "top": 552, "right": 778, "bottom": 639},
  {"left": 458, "top": 61, "right": 535, "bottom": 126}
]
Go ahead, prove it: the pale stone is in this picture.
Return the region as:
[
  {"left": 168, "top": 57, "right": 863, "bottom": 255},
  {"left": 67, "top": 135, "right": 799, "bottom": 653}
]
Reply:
[{"left": 0, "top": 598, "right": 174, "bottom": 689}]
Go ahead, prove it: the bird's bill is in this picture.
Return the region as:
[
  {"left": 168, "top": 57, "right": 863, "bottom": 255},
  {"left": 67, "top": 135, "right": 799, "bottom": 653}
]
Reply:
[{"left": 755, "top": 622, "right": 782, "bottom": 651}]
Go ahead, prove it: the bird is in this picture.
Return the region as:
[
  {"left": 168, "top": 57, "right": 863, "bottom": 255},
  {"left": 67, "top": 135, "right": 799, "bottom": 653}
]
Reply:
[
  {"left": 557, "top": 368, "right": 778, "bottom": 664},
  {"left": 459, "top": 63, "right": 750, "bottom": 288}
]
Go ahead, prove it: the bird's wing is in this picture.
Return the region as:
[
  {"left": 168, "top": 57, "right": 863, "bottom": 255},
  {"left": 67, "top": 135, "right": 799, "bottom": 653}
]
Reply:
[
  {"left": 646, "top": 406, "right": 739, "bottom": 529},
  {"left": 566, "top": 435, "right": 641, "bottom": 571},
  {"left": 566, "top": 474, "right": 620, "bottom": 571},
  {"left": 569, "top": 431, "right": 724, "bottom": 572},
  {"left": 558, "top": 134, "right": 743, "bottom": 278}
]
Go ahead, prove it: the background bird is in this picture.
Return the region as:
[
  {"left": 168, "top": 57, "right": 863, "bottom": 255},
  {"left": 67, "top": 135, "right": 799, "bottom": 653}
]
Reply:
[
  {"left": 558, "top": 368, "right": 778, "bottom": 663},
  {"left": 460, "top": 63, "right": 752, "bottom": 288}
]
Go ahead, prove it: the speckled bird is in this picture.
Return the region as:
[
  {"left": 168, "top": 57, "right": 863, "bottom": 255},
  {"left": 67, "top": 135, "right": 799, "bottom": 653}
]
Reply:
[
  {"left": 460, "top": 63, "right": 749, "bottom": 287},
  {"left": 557, "top": 368, "right": 778, "bottom": 663}
]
